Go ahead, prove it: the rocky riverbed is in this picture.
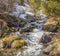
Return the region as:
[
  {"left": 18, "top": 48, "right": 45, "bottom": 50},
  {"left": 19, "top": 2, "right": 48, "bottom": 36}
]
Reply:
[{"left": 0, "top": 3, "right": 60, "bottom": 56}]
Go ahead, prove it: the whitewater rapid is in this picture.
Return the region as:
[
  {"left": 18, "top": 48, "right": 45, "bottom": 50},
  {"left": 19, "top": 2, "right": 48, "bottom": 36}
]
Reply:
[
  {"left": 9, "top": 3, "right": 48, "bottom": 56},
  {"left": 17, "top": 31, "right": 44, "bottom": 56},
  {"left": 16, "top": 22, "right": 46, "bottom": 56}
]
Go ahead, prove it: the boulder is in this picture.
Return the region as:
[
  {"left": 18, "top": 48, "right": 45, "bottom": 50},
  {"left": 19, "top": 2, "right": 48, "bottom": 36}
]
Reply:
[
  {"left": 43, "top": 33, "right": 60, "bottom": 56},
  {"left": 39, "top": 34, "right": 52, "bottom": 44},
  {"left": 0, "top": 19, "right": 7, "bottom": 28},
  {"left": 0, "top": 40, "right": 4, "bottom": 48},
  {"left": 0, "top": 19, "right": 8, "bottom": 37},
  {"left": 43, "top": 38, "right": 60, "bottom": 56},
  {"left": 42, "top": 19, "right": 58, "bottom": 32},
  {"left": 11, "top": 39, "right": 27, "bottom": 48},
  {"left": 2, "top": 33, "right": 27, "bottom": 48},
  {"left": 2, "top": 34, "right": 21, "bottom": 48},
  {"left": 20, "top": 25, "right": 35, "bottom": 33}
]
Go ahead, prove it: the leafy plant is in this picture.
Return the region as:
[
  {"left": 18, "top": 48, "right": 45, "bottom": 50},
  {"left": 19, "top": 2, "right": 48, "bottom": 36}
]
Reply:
[
  {"left": 29, "top": 0, "right": 41, "bottom": 19},
  {"left": 44, "top": 0, "right": 60, "bottom": 16}
]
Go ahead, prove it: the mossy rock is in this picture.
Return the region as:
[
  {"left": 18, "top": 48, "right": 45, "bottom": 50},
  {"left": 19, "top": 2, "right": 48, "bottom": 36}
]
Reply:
[
  {"left": 2, "top": 34, "right": 19, "bottom": 42},
  {"left": 11, "top": 39, "right": 27, "bottom": 48},
  {"left": 0, "top": 40, "right": 4, "bottom": 48},
  {"left": 2, "top": 34, "right": 21, "bottom": 48},
  {"left": 43, "top": 38, "right": 60, "bottom": 56}
]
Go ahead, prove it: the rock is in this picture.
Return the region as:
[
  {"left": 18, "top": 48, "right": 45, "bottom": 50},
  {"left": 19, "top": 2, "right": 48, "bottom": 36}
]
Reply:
[
  {"left": 11, "top": 39, "right": 27, "bottom": 48},
  {"left": 0, "top": 19, "right": 7, "bottom": 28},
  {"left": 0, "top": 40, "right": 4, "bottom": 48},
  {"left": 43, "top": 33, "right": 60, "bottom": 56},
  {"left": 43, "top": 39, "right": 60, "bottom": 56},
  {"left": 39, "top": 34, "right": 52, "bottom": 44},
  {"left": 21, "top": 25, "right": 35, "bottom": 33},
  {"left": 22, "top": 12, "right": 35, "bottom": 22},
  {"left": 0, "top": 13, "right": 24, "bottom": 27},
  {"left": 1, "top": 33, "right": 27, "bottom": 48},
  {"left": 2, "top": 33, "right": 22, "bottom": 48},
  {"left": 42, "top": 19, "right": 58, "bottom": 32},
  {"left": 0, "top": 19, "right": 8, "bottom": 37}
]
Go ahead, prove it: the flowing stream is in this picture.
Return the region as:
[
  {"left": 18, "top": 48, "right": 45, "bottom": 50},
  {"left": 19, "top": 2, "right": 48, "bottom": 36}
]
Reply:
[
  {"left": 16, "top": 17, "right": 48, "bottom": 56},
  {"left": 10, "top": 3, "right": 48, "bottom": 56}
]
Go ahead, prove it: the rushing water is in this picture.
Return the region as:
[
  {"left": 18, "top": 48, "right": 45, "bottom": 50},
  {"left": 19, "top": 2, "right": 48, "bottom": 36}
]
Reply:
[
  {"left": 17, "top": 32, "right": 44, "bottom": 56},
  {"left": 10, "top": 3, "right": 48, "bottom": 56},
  {"left": 16, "top": 19, "right": 47, "bottom": 56}
]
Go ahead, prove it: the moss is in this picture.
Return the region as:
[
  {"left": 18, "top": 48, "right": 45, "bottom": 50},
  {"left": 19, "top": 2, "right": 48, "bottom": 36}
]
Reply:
[
  {"left": 3, "top": 49, "right": 17, "bottom": 54},
  {"left": 0, "top": 48, "right": 18, "bottom": 54},
  {"left": 2, "top": 34, "right": 20, "bottom": 48},
  {"left": 29, "top": 25, "right": 35, "bottom": 31},
  {"left": 2, "top": 34, "right": 19, "bottom": 42},
  {"left": 0, "top": 34, "right": 27, "bottom": 53},
  {"left": 12, "top": 39, "right": 27, "bottom": 48},
  {"left": 1, "top": 34, "right": 27, "bottom": 49}
]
